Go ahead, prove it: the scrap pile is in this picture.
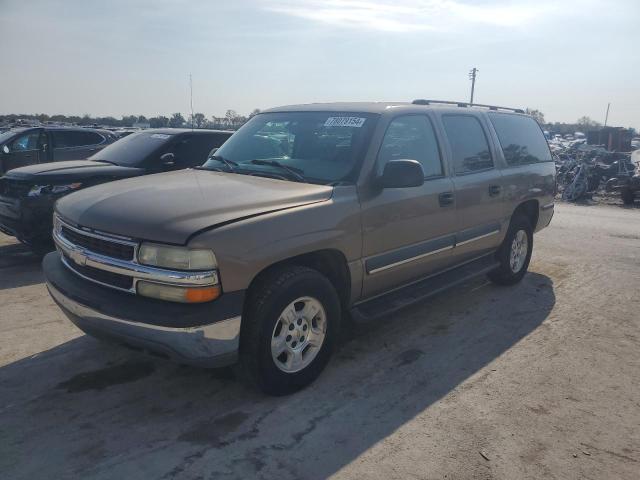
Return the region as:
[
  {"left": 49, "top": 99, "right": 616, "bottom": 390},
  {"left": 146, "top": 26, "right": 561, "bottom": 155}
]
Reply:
[{"left": 551, "top": 136, "right": 639, "bottom": 204}]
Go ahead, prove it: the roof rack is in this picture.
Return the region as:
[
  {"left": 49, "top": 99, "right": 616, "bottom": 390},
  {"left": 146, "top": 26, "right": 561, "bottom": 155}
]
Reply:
[{"left": 411, "top": 99, "right": 524, "bottom": 114}]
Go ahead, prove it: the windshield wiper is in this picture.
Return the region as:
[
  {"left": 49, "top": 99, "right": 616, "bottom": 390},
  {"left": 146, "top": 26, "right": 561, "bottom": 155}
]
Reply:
[
  {"left": 93, "top": 159, "right": 118, "bottom": 166},
  {"left": 249, "top": 159, "right": 306, "bottom": 182},
  {"left": 205, "top": 154, "right": 238, "bottom": 172}
]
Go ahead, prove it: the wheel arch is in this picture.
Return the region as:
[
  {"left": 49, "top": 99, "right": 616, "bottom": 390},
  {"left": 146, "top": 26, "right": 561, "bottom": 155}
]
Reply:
[
  {"left": 243, "top": 249, "right": 352, "bottom": 312},
  {"left": 512, "top": 199, "right": 539, "bottom": 230}
]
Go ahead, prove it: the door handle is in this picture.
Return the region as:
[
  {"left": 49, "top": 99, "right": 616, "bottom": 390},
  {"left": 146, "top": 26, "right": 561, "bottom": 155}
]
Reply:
[
  {"left": 488, "top": 185, "right": 501, "bottom": 197},
  {"left": 439, "top": 192, "right": 454, "bottom": 207}
]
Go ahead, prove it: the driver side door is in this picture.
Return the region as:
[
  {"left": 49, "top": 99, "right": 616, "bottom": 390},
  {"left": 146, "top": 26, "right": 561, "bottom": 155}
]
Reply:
[{"left": 2, "top": 130, "right": 47, "bottom": 172}]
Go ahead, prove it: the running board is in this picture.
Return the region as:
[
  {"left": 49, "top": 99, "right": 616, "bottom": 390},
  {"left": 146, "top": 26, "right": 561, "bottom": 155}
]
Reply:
[{"left": 350, "top": 254, "right": 500, "bottom": 323}]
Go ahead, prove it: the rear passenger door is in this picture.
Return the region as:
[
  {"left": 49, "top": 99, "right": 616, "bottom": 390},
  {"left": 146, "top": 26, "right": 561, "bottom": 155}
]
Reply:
[
  {"left": 52, "top": 130, "right": 106, "bottom": 161},
  {"left": 360, "top": 115, "right": 456, "bottom": 298},
  {"left": 440, "top": 114, "right": 505, "bottom": 263}
]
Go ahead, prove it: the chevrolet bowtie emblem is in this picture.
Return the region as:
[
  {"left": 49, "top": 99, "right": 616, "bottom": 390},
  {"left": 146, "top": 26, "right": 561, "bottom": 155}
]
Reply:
[{"left": 68, "top": 249, "right": 87, "bottom": 267}]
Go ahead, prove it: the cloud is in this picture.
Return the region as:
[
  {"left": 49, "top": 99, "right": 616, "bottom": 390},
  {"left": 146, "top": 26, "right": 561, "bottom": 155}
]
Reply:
[{"left": 264, "top": 0, "right": 554, "bottom": 32}]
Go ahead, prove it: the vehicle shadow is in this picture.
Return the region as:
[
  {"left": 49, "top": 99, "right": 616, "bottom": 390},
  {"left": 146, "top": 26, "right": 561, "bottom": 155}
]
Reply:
[
  {"left": 0, "top": 242, "right": 44, "bottom": 290},
  {"left": 0, "top": 272, "right": 555, "bottom": 479}
]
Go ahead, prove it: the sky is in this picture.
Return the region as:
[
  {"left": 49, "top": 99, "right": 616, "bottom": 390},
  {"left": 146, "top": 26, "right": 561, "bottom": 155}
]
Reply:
[{"left": 1, "top": 0, "right": 639, "bottom": 128}]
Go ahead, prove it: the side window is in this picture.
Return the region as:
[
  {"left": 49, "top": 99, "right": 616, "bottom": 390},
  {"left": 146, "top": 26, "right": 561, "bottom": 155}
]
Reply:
[
  {"left": 52, "top": 131, "right": 80, "bottom": 148},
  {"left": 78, "top": 131, "right": 105, "bottom": 146},
  {"left": 52, "top": 131, "right": 103, "bottom": 148},
  {"left": 488, "top": 113, "right": 552, "bottom": 166},
  {"left": 442, "top": 115, "right": 494, "bottom": 174},
  {"left": 10, "top": 132, "right": 41, "bottom": 152},
  {"left": 378, "top": 115, "right": 443, "bottom": 178}
]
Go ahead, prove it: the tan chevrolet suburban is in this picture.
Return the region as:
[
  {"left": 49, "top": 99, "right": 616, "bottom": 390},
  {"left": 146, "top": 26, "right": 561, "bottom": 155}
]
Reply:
[{"left": 43, "top": 100, "right": 555, "bottom": 395}]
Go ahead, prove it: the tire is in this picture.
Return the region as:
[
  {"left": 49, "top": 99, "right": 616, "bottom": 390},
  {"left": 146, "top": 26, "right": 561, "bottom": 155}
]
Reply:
[
  {"left": 488, "top": 214, "right": 533, "bottom": 286},
  {"left": 621, "top": 187, "right": 634, "bottom": 205},
  {"left": 240, "top": 265, "right": 341, "bottom": 396}
]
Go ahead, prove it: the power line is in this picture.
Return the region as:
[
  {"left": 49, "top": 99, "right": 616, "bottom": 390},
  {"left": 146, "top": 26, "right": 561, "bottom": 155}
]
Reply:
[
  {"left": 468, "top": 68, "right": 478, "bottom": 105},
  {"left": 189, "top": 73, "right": 194, "bottom": 131}
]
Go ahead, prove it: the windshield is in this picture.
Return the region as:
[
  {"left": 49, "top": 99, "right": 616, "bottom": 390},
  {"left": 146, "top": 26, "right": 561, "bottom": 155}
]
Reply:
[
  {"left": 88, "top": 131, "right": 175, "bottom": 166},
  {"left": 201, "top": 112, "right": 378, "bottom": 184},
  {"left": 0, "top": 129, "right": 24, "bottom": 144}
]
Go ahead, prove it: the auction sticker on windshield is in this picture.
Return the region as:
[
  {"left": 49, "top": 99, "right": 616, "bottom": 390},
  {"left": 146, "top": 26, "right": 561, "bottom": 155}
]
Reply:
[{"left": 324, "top": 117, "right": 366, "bottom": 128}]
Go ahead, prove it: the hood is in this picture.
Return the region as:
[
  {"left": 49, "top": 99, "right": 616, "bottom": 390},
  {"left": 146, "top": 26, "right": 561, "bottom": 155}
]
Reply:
[
  {"left": 56, "top": 169, "right": 333, "bottom": 244},
  {"left": 6, "top": 160, "right": 142, "bottom": 182}
]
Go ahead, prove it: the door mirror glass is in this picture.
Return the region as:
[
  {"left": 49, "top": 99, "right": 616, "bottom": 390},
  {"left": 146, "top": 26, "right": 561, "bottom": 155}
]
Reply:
[
  {"left": 2, "top": 145, "right": 8, "bottom": 154},
  {"left": 160, "top": 152, "right": 175, "bottom": 168},
  {"left": 380, "top": 159, "right": 425, "bottom": 188}
]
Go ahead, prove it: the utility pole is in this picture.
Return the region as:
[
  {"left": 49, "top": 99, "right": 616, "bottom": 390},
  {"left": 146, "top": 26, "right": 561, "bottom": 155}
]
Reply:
[
  {"left": 604, "top": 102, "right": 610, "bottom": 127},
  {"left": 189, "top": 74, "right": 194, "bottom": 130},
  {"left": 468, "top": 68, "right": 478, "bottom": 105}
]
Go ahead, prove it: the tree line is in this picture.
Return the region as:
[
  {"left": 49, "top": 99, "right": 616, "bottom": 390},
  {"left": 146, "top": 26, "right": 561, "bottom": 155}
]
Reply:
[
  {"left": 0, "top": 109, "right": 261, "bottom": 130},
  {"left": 524, "top": 108, "right": 636, "bottom": 135},
  {"left": 2, "top": 108, "right": 634, "bottom": 136}
]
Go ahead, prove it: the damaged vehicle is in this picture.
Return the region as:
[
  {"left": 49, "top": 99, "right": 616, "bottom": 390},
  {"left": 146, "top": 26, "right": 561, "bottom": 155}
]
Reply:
[
  {"left": 0, "top": 126, "right": 116, "bottom": 174},
  {"left": 43, "top": 101, "right": 555, "bottom": 395},
  {"left": 0, "top": 129, "right": 232, "bottom": 253}
]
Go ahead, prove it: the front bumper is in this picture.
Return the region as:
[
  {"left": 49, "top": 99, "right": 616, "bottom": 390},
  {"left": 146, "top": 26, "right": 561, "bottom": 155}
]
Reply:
[
  {"left": 43, "top": 252, "right": 244, "bottom": 368},
  {"left": 0, "top": 194, "right": 55, "bottom": 241}
]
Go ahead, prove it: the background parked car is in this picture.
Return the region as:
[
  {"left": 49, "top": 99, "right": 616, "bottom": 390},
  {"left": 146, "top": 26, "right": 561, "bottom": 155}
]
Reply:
[
  {"left": 0, "top": 127, "right": 118, "bottom": 174},
  {"left": 0, "top": 128, "right": 233, "bottom": 252}
]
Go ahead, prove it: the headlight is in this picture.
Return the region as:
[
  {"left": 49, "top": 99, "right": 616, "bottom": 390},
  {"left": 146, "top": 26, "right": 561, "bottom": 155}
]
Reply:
[
  {"left": 28, "top": 183, "right": 82, "bottom": 197},
  {"left": 137, "top": 243, "right": 217, "bottom": 271}
]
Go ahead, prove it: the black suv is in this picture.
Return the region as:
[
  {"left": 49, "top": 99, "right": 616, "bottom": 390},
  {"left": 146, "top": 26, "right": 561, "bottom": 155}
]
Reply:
[
  {"left": 0, "top": 127, "right": 118, "bottom": 174},
  {"left": 0, "top": 128, "right": 232, "bottom": 252}
]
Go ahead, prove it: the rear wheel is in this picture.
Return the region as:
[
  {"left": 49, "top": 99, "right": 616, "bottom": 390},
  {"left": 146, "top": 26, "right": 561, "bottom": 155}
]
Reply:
[
  {"left": 240, "top": 265, "right": 340, "bottom": 395},
  {"left": 621, "top": 187, "right": 635, "bottom": 205},
  {"left": 488, "top": 214, "right": 533, "bottom": 286}
]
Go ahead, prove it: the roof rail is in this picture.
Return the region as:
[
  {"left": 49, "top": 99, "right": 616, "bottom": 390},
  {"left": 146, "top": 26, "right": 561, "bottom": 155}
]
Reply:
[{"left": 411, "top": 99, "right": 524, "bottom": 114}]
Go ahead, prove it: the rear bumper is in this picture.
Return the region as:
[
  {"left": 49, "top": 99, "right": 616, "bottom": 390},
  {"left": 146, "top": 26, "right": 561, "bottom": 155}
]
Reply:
[
  {"left": 43, "top": 252, "right": 244, "bottom": 368},
  {"left": 537, "top": 202, "right": 554, "bottom": 231}
]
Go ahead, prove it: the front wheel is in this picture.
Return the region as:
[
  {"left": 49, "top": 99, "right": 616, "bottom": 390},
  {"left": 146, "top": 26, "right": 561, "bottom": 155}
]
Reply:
[
  {"left": 488, "top": 215, "right": 533, "bottom": 286},
  {"left": 240, "top": 266, "right": 341, "bottom": 395}
]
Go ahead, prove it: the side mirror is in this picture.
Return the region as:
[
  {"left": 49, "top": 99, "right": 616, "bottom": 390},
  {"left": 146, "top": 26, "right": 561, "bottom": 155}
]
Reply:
[
  {"left": 379, "top": 159, "right": 425, "bottom": 188},
  {"left": 2, "top": 145, "right": 9, "bottom": 154},
  {"left": 208, "top": 147, "right": 218, "bottom": 158},
  {"left": 160, "top": 152, "right": 175, "bottom": 168}
]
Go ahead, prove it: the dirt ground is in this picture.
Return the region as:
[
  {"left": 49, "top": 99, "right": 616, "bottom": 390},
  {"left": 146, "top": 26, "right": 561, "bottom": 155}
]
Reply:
[{"left": 1, "top": 203, "right": 639, "bottom": 480}]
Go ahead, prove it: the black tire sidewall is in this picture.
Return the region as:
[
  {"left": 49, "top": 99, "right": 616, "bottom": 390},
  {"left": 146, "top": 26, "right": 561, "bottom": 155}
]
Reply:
[
  {"left": 244, "top": 268, "right": 340, "bottom": 395},
  {"left": 490, "top": 215, "right": 533, "bottom": 285}
]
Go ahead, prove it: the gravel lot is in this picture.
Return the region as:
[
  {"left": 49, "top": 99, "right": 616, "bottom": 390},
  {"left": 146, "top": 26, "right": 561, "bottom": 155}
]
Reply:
[{"left": 1, "top": 203, "right": 639, "bottom": 480}]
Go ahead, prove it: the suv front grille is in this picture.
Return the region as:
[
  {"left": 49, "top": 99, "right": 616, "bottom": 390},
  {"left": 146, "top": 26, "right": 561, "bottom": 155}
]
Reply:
[
  {"left": 62, "top": 252, "right": 134, "bottom": 290},
  {"left": 61, "top": 226, "right": 135, "bottom": 260}
]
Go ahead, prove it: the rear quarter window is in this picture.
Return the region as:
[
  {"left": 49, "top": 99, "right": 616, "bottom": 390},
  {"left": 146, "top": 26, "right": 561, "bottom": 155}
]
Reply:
[{"left": 488, "top": 113, "right": 552, "bottom": 166}]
